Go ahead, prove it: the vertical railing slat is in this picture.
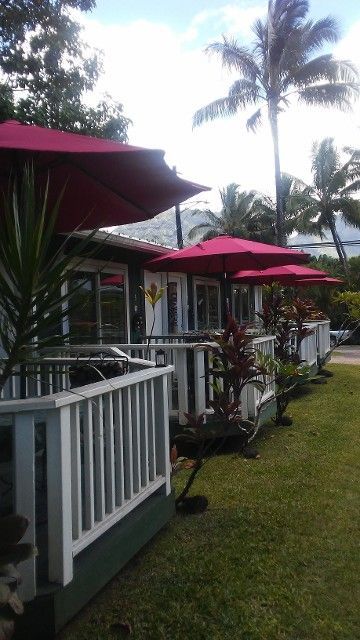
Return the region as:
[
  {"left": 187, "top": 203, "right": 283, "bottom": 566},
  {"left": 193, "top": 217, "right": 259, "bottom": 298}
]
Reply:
[
  {"left": 93, "top": 396, "right": 105, "bottom": 522},
  {"left": 147, "top": 379, "right": 156, "bottom": 481},
  {"left": 83, "top": 399, "right": 95, "bottom": 530},
  {"left": 14, "top": 412, "right": 36, "bottom": 601},
  {"left": 104, "top": 392, "right": 116, "bottom": 514},
  {"left": 122, "top": 387, "right": 133, "bottom": 499},
  {"left": 70, "top": 403, "right": 82, "bottom": 540},
  {"left": 131, "top": 384, "right": 141, "bottom": 494},
  {"left": 139, "top": 381, "right": 149, "bottom": 487},
  {"left": 113, "top": 389, "right": 125, "bottom": 506}
]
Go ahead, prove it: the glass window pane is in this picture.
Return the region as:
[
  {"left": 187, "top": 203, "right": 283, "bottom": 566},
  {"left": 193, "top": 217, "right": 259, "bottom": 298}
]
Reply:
[
  {"left": 99, "top": 273, "right": 127, "bottom": 343},
  {"left": 208, "top": 286, "right": 220, "bottom": 328},
  {"left": 68, "top": 272, "right": 97, "bottom": 344},
  {"left": 196, "top": 284, "right": 206, "bottom": 330}
]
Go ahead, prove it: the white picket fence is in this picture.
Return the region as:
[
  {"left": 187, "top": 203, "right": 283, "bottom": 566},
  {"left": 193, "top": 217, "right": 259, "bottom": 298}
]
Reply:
[{"left": 0, "top": 363, "right": 173, "bottom": 602}]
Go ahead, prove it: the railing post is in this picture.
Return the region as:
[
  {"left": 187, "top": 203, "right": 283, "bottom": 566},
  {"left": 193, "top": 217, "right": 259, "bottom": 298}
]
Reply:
[
  {"left": 153, "top": 372, "right": 171, "bottom": 495},
  {"left": 194, "top": 348, "right": 206, "bottom": 419},
  {"left": 46, "top": 406, "right": 73, "bottom": 586},
  {"left": 13, "top": 413, "right": 36, "bottom": 602},
  {"left": 175, "top": 348, "right": 189, "bottom": 426}
]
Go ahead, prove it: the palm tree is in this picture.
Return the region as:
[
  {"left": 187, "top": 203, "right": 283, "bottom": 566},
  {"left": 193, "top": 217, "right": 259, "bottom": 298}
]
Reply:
[
  {"left": 188, "top": 183, "right": 274, "bottom": 243},
  {"left": 254, "top": 172, "right": 318, "bottom": 240},
  {"left": 193, "top": 0, "right": 359, "bottom": 247},
  {"left": 288, "top": 138, "right": 360, "bottom": 273}
]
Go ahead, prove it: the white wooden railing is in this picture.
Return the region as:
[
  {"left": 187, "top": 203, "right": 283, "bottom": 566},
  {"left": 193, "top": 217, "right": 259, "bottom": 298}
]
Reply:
[
  {"left": 306, "top": 320, "right": 331, "bottom": 362},
  {"left": 247, "top": 336, "right": 276, "bottom": 417},
  {"left": 0, "top": 363, "right": 173, "bottom": 602}
]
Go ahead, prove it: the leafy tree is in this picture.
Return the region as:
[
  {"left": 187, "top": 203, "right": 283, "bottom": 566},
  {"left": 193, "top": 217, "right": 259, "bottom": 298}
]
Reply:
[
  {"left": 193, "top": 0, "right": 359, "bottom": 246},
  {"left": 188, "top": 183, "right": 274, "bottom": 242},
  {"left": 0, "top": 0, "right": 131, "bottom": 141},
  {"left": 289, "top": 139, "right": 360, "bottom": 272}
]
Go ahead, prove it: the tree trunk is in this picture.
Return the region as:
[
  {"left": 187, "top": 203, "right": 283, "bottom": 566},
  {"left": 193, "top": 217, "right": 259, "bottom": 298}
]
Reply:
[
  {"left": 328, "top": 216, "right": 349, "bottom": 276},
  {"left": 268, "top": 101, "right": 286, "bottom": 246}
]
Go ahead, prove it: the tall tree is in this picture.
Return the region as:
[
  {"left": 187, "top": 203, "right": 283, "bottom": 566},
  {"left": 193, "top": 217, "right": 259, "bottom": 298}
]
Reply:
[
  {"left": 0, "top": 0, "right": 131, "bottom": 141},
  {"left": 188, "top": 183, "right": 274, "bottom": 242},
  {"left": 193, "top": 0, "right": 359, "bottom": 246},
  {"left": 290, "top": 138, "right": 360, "bottom": 273}
]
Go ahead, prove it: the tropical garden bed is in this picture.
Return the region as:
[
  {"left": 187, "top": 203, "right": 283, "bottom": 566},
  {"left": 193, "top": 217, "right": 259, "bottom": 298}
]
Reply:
[{"left": 60, "top": 363, "right": 360, "bottom": 640}]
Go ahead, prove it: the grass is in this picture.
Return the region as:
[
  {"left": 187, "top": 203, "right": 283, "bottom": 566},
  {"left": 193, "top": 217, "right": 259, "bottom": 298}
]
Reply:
[{"left": 61, "top": 364, "right": 360, "bottom": 640}]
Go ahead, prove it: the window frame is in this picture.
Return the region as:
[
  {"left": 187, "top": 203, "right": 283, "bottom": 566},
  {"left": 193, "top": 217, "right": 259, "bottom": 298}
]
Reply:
[
  {"left": 64, "top": 258, "right": 130, "bottom": 344},
  {"left": 193, "top": 277, "right": 221, "bottom": 331}
]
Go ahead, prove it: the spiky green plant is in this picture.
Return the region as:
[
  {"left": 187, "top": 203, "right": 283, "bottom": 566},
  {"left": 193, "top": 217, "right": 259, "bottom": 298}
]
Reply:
[
  {"left": 0, "top": 164, "right": 98, "bottom": 392},
  {"left": 193, "top": 0, "right": 359, "bottom": 246}
]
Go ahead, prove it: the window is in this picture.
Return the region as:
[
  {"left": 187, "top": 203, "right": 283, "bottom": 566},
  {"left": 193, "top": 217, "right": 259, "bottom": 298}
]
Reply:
[
  {"left": 68, "top": 268, "right": 128, "bottom": 344},
  {"left": 232, "top": 285, "right": 252, "bottom": 325},
  {"left": 195, "top": 281, "right": 220, "bottom": 330}
]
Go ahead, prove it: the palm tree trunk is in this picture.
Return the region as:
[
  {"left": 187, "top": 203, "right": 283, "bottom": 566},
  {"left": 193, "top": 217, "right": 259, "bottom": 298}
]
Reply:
[
  {"left": 268, "top": 101, "right": 286, "bottom": 246},
  {"left": 328, "top": 216, "right": 349, "bottom": 276}
]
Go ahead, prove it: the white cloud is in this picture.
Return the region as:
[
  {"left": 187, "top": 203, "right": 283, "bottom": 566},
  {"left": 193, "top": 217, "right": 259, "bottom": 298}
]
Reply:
[{"left": 79, "top": 9, "right": 360, "bottom": 211}]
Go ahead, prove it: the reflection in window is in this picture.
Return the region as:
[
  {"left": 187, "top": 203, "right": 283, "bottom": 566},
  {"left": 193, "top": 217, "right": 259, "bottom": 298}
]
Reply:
[
  {"left": 232, "top": 285, "right": 251, "bottom": 325},
  {"left": 99, "top": 273, "right": 127, "bottom": 343},
  {"left": 196, "top": 283, "right": 220, "bottom": 330},
  {"left": 68, "top": 270, "right": 127, "bottom": 344},
  {"left": 68, "top": 272, "right": 97, "bottom": 343}
]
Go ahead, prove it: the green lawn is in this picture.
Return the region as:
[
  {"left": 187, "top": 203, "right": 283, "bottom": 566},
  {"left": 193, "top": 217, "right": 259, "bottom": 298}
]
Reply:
[{"left": 61, "top": 364, "right": 360, "bottom": 640}]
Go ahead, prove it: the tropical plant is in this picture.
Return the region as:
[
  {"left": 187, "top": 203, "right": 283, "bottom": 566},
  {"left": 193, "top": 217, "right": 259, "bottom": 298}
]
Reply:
[
  {"left": 253, "top": 173, "right": 320, "bottom": 241},
  {"left": 140, "top": 282, "right": 166, "bottom": 357},
  {"left": 289, "top": 139, "right": 360, "bottom": 272},
  {"left": 262, "top": 355, "right": 310, "bottom": 425},
  {"left": 0, "top": 165, "right": 98, "bottom": 392},
  {"left": 188, "top": 183, "right": 273, "bottom": 242},
  {"left": 193, "top": 0, "right": 359, "bottom": 246}
]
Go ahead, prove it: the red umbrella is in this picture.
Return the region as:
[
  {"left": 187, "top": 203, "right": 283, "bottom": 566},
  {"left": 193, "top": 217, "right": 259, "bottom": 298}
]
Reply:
[
  {"left": 145, "top": 235, "right": 310, "bottom": 273},
  {"left": 0, "top": 120, "right": 209, "bottom": 232},
  {"left": 100, "top": 274, "right": 124, "bottom": 286},
  {"left": 231, "top": 263, "right": 328, "bottom": 284},
  {"left": 293, "top": 277, "right": 343, "bottom": 287}
]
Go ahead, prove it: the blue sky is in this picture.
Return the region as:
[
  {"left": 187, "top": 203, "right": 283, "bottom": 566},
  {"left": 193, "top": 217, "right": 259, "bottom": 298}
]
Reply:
[{"left": 81, "top": 1, "right": 360, "bottom": 211}]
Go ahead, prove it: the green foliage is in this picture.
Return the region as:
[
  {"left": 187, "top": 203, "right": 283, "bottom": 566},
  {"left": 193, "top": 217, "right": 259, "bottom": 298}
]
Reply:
[
  {"left": 188, "top": 183, "right": 274, "bottom": 243},
  {"left": 0, "top": 164, "right": 98, "bottom": 390},
  {"left": 261, "top": 353, "right": 310, "bottom": 424},
  {"left": 0, "top": 514, "right": 37, "bottom": 639},
  {"left": 289, "top": 139, "right": 360, "bottom": 268},
  {"left": 140, "top": 282, "right": 166, "bottom": 356},
  {"left": 0, "top": 0, "right": 131, "bottom": 141},
  {"left": 334, "top": 291, "right": 360, "bottom": 320},
  {"left": 193, "top": 1, "right": 359, "bottom": 243}
]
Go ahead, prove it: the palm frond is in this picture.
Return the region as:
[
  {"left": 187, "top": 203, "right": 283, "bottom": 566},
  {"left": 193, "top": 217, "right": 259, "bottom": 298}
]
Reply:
[
  {"left": 298, "top": 83, "right": 358, "bottom": 110},
  {"left": 300, "top": 16, "right": 339, "bottom": 55},
  {"left": 193, "top": 96, "right": 240, "bottom": 128},
  {"left": 335, "top": 198, "right": 360, "bottom": 228},
  {"left": 246, "top": 108, "right": 262, "bottom": 132},
  {"left": 228, "top": 78, "right": 264, "bottom": 104},
  {"left": 206, "top": 37, "right": 260, "bottom": 81}
]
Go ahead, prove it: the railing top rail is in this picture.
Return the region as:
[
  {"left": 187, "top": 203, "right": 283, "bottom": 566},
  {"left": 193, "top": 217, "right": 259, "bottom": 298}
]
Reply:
[
  {"left": 251, "top": 335, "right": 276, "bottom": 344},
  {"left": 0, "top": 364, "right": 174, "bottom": 414}
]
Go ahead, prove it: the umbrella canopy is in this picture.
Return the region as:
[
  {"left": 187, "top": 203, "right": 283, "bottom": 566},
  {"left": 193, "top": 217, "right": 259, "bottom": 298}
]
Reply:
[
  {"left": 231, "top": 264, "right": 328, "bottom": 285},
  {"left": 0, "top": 120, "right": 209, "bottom": 232},
  {"left": 293, "top": 277, "right": 343, "bottom": 287},
  {"left": 145, "top": 235, "right": 310, "bottom": 273}
]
